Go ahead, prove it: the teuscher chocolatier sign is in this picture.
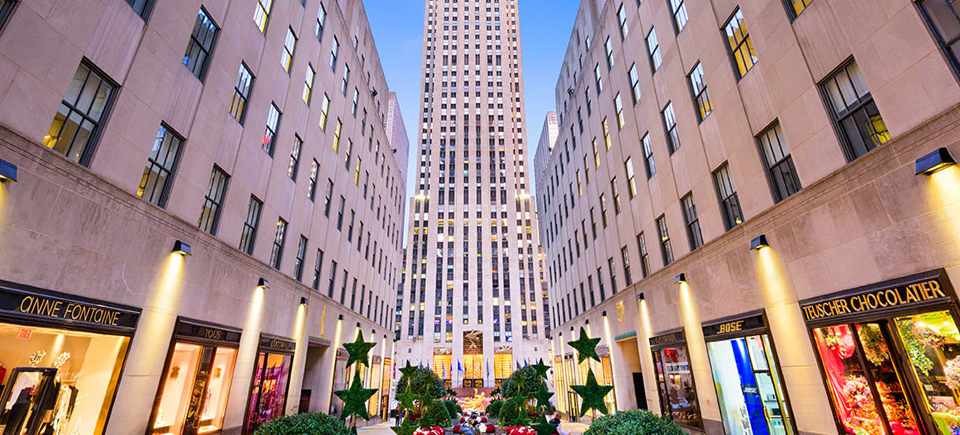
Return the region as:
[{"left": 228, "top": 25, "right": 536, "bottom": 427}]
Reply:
[{"left": 800, "top": 270, "right": 950, "bottom": 323}]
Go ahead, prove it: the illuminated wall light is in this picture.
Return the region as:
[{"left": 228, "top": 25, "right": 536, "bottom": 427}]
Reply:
[
  {"left": 916, "top": 147, "right": 956, "bottom": 175},
  {"left": 300, "top": 296, "right": 309, "bottom": 306},
  {"left": 258, "top": 278, "right": 269, "bottom": 290},
  {"left": 172, "top": 240, "right": 192, "bottom": 256},
  {"left": 328, "top": 314, "right": 345, "bottom": 413},
  {"left": 674, "top": 273, "right": 686, "bottom": 284},
  {"left": 601, "top": 310, "right": 619, "bottom": 412},
  {"left": 0, "top": 158, "right": 17, "bottom": 183},
  {"left": 750, "top": 234, "right": 768, "bottom": 251}
]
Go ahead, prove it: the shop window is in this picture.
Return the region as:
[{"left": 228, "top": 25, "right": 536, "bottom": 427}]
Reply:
[
  {"left": 0, "top": 325, "right": 130, "bottom": 435},
  {"left": 245, "top": 340, "right": 294, "bottom": 433},
  {"left": 894, "top": 310, "right": 960, "bottom": 435},
  {"left": 706, "top": 333, "right": 794, "bottom": 435},
  {"left": 651, "top": 339, "right": 703, "bottom": 428}
]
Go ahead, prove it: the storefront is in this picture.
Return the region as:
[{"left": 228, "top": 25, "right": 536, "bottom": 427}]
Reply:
[
  {"left": 650, "top": 329, "right": 703, "bottom": 429},
  {"left": 0, "top": 280, "right": 139, "bottom": 435},
  {"left": 802, "top": 269, "right": 960, "bottom": 435},
  {"left": 243, "top": 334, "right": 296, "bottom": 433},
  {"left": 148, "top": 318, "right": 241, "bottom": 435},
  {"left": 702, "top": 311, "right": 795, "bottom": 435}
]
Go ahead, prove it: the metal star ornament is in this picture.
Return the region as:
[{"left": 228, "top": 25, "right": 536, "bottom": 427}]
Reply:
[
  {"left": 531, "top": 414, "right": 559, "bottom": 435},
  {"left": 567, "top": 327, "right": 601, "bottom": 364},
  {"left": 531, "top": 358, "right": 551, "bottom": 379},
  {"left": 570, "top": 368, "right": 614, "bottom": 417},
  {"left": 335, "top": 371, "right": 378, "bottom": 421},
  {"left": 343, "top": 330, "right": 377, "bottom": 368}
]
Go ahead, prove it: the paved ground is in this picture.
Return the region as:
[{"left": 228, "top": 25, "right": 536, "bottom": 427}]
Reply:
[{"left": 355, "top": 421, "right": 592, "bottom": 435}]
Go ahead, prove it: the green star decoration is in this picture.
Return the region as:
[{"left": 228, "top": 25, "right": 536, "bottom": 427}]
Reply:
[
  {"left": 531, "top": 358, "right": 551, "bottom": 379},
  {"left": 532, "top": 387, "right": 554, "bottom": 409},
  {"left": 343, "top": 330, "right": 376, "bottom": 369},
  {"left": 396, "top": 384, "right": 418, "bottom": 412},
  {"left": 531, "top": 414, "right": 559, "bottom": 435},
  {"left": 391, "top": 418, "right": 417, "bottom": 435},
  {"left": 335, "top": 371, "right": 378, "bottom": 421},
  {"left": 567, "top": 327, "right": 601, "bottom": 364},
  {"left": 399, "top": 360, "right": 418, "bottom": 379},
  {"left": 570, "top": 368, "right": 614, "bottom": 417}
]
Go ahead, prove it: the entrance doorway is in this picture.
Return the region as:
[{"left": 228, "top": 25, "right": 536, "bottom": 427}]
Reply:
[{"left": 617, "top": 337, "right": 646, "bottom": 411}]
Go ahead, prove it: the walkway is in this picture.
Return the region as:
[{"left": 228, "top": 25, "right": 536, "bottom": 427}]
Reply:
[{"left": 356, "top": 421, "right": 592, "bottom": 435}]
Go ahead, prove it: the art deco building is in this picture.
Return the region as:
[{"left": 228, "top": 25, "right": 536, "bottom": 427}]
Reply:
[
  {"left": 535, "top": 0, "right": 960, "bottom": 434},
  {"left": 395, "top": 0, "right": 550, "bottom": 390},
  {"left": 0, "top": 0, "right": 404, "bottom": 433}
]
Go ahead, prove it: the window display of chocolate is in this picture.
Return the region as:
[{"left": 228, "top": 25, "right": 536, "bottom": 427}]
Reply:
[
  {"left": 704, "top": 316, "right": 794, "bottom": 435},
  {"left": 650, "top": 331, "right": 703, "bottom": 428},
  {"left": 0, "top": 324, "right": 130, "bottom": 435},
  {"left": 244, "top": 336, "right": 295, "bottom": 433},
  {"left": 803, "top": 270, "right": 960, "bottom": 435}
]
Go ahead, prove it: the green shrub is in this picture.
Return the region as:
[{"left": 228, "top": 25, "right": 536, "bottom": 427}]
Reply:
[
  {"left": 498, "top": 397, "right": 529, "bottom": 427},
  {"left": 397, "top": 367, "right": 447, "bottom": 401},
  {"left": 584, "top": 410, "right": 684, "bottom": 435},
  {"left": 501, "top": 366, "right": 547, "bottom": 400},
  {"left": 485, "top": 399, "right": 503, "bottom": 418},
  {"left": 417, "top": 398, "right": 453, "bottom": 428},
  {"left": 254, "top": 412, "right": 352, "bottom": 435},
  {"left": 442, "top": 399, "right": 460, "bottom": 419}
]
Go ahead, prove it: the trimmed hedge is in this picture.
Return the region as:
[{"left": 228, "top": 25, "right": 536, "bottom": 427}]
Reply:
[
  {"left": 584, "top": 410, "right": 684, "bottom": 435},
  {"left": 253, "top": 412, "right": 352, "bottom": 435},
  {"left": 498, "top": 397, "right": 528, "bottom": 427},
  {"left": 486, "top": 399, "right": 503, "bottom": 417},
  {"left": 443, "top": 399, "right": 461, "bottom": 419}
]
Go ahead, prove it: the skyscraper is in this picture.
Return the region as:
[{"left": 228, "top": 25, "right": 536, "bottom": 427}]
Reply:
[{"left": 396, "top": 0, "right": 550, "bottom": 389}]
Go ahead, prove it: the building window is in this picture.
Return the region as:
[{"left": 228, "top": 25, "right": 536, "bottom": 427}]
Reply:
[
  {"left": 336, "top": 196, "right": 345, "bottom": 230},
  {"left": 670, "top": 0, "right": 688, "bottom": 32},
  {"left": 262, "top": 103, "right": 281, "bottom": 156},
  {"left": 625, "top": 157, "right": 637, "bottom": 198},
  {"left": 312, "top": 249, "right": 325, "bottom": 290},
  {"left": 629, "top": 63, "right": 641, "bottom": 103},
  {"left": 600, "top": 194, "right": 609, "bottom": 227},
  {"left": 319, "top": 94, "right": 331, "bottom": 130},
  {"left": 294, "top": 235, "right": 307, "bottom": 281},
  {"left": 124, "top": 0, "right": 151, "bottom": 17},
  {"left": 757, "top": 122, "right": 802, "bottom": 202},
  {"left": 281, "top": 27, "right": 296, "bottom": 73},
  {"left": 254, "top": 0, "right": 272, "bottom": 33},
  {"left": 137, "top": 124, "right": 183, "bottom": 207},
  {"left": 239, "top": 196, "right": 263, "bottom": 255},
  {"left": 351, "top": 88, "right": 359, "bottom": 116},
  {"left": 642, "top": 133, "right": 656, "bottom": 178},
  {"left": 647, "top": 28, "right": 662, "bottom": 72},
  {"left": 617, "top": 3, "right": 629, "bottom": 39},
  {"left": 724, "top": 9, "right": 757, "bottom": 78},
  {"left": 288, "top": 135, "right": 302, "bottom": 180},
  {"left": 611, "top": 177, "right": 622, "bottom": 214},
  {"left": 713, "top": 164, "right": 743, "bottom": 230},
  {"left": 614, "top": 93, "right": 625, "bottom": 129},
  {"left": 657, "top": 215, "right": 674, "bottom": 265},
  {"left": 918, "top": 0, "right": 960, "bottom": 79},
  {"left": 662, "top": 102, "right": 680, "bottom": 153},
  {"left": 307, "top": 160, "right": 319, "bottom": 200},
  {"left": 198, "top": 166, "right": 229, "bottom": 234},
  {"left": 315, "top": 2, "right": 327, "bottom": 40},
  {"left": 332, "top": 119, "right": 342, "bottom": 152},
  {"left": 594, "top": 64, "right": 603, "bottom": 94},
  {"left": 302, "top": 64, "right": 315, "bottom": 104},
  {"left": 620, "top": 245, "right": 633, "bottom": 286},
  {"left": 229, "top": 63, "right": 254, "bottom": 123},
  {"left": 342, "top": 66, "right": 350, "bottom": 95},
  {"left": 183, "top": 8, "right": 218, "bottom": 80},
  {"left": 323, "top": 180, "right": 334, "bottom": 216},
  {"left": 786, "top": 0, "right": 814, "bottom": 18},
  {"left": 42, "top": 61, "right": 117, "bottom": 165},
  {"left": 682, "top": 193, "right": 703, "bottom": 250},
  {"left": 597, "top": 267, "right": 607, "bottom": 301},
  {"left": 822, "top": 61, "right": 889, "bottom": 160},
  {"left": 330, "top": 36, "right": 339, "bottom": 71},
  {"left": 605, "top": 37, "right": 615, "bottom": 69},
  {"left": 637, "top": 232, "right": 650, "bottom": 278},
  {"left": 347, "top": 210, "right": 355, "bottom": 241},
  {"left": 603, "top": 118, "right": 612, "bottom": 149},
  {"left": 270, "top": 218, "right": 287, "bottom": 269},
  {"left": 689, "top": 62, "right": 712, "bottom": 121}
]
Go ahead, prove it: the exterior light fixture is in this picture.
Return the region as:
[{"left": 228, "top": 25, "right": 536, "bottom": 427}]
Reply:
[
  {"left": 0, "top": 158, "right": 17, "bottom": 183},
  {"left": 601, "top": 311, "right": 607, "bottom": 318},
  {"left": 750, "top": 234, "right": 769, "bottom": 251},
  {"left": 257, "top": 278, "right": 269, "bottom": 290},
  {"left": 338, "top": 314, "right": 344, "bottom": 321},
  {"left": 675, "top": 273, "right": 686, "bottom": 284},
  {"left": 636, "top": 292, "right": 645, "bottom": 301},
  {"left": 172, "top": 240, "right": 192, "bottom": 256},
  {"left": 916, "top": 147, "right": 955, "bottom": 175},
  {"left": 585, "top": 319, "right": 590, "bottom": 326},
  {"left": 300, "top": 297, "right": 309, "bottom": 306}
]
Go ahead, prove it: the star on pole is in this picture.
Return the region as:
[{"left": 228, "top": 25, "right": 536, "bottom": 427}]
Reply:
[
  {"left": 532, "top": 388, "right": 554, "bottom": 410},
  {"left": 531, "top": 358, "right": 551, "bottom": 379},
  {"left": 335, "top": 371, "right": 378, "bottom": 421},
  {"left": 399, "top": 360, "right": 418, "bottom": 379},
  {"left": 567, "top": 327, "right": 601, "bottom": 364},
  {"left": 570, "top": 369, "right": 614, "bottom": 417},
  {"left": 343, "top": 330, "right": 377, "bottom": 368}
]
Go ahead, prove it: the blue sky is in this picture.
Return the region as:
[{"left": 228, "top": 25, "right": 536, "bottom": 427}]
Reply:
[{"left": 364, "top": 0, "right": 578, "bottom": 199}]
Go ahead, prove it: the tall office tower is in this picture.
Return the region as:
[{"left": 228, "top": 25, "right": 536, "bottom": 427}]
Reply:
[{"left": 396, "top": 0, "right": 550, "bottom": 389}]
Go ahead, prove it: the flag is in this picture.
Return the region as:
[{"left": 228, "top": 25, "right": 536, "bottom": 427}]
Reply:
[
  {"left": 524, "top": 359, "right": 529, "bottom": 367},
  {"left": 458, "top": 360, "right": 463, "bottom": 373},
  {"left": 486, "top": 360, "right": 491, "bottom": 378},
  {"left": 442, "top": 362, "right": 446, "bottom": 378}
]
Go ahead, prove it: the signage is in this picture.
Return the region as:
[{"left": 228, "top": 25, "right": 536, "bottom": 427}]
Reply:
[
  {"left": 0, "top": 283, "right": 139, "bottom": 332},
  {"left": 703, "top": 313, "right": 765, "bottom": 338},
  {"left": 175, "top": 319, "right": 242, "bottom": 344},
  {"left": 259, "top": 334, "right": 297, "bottom": 353},
  {"left": 649, "top": 331, "right": 685, "bottom": 347},
  {"left": 16, "top": 328, "right": 31, "bottom": 339},
  {"left": 801, "top": 272, "right": 950, "bottom": 322}
]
